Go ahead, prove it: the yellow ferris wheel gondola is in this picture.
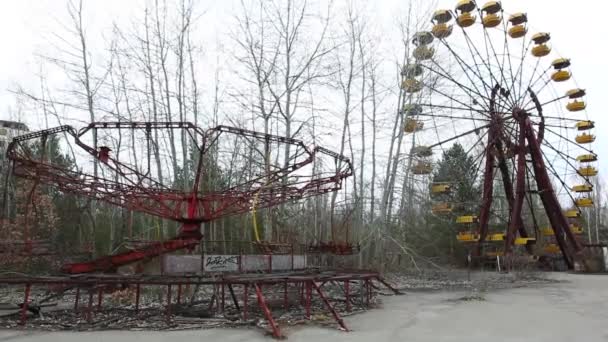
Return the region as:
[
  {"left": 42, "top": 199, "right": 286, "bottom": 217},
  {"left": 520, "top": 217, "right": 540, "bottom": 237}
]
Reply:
[
  {"left": 432, "top": 9, "right": 454, "bottom": 38},
  {"left": 572, "top": 184, "right": 593, "bottom": 193},
  {"left": 531, "top": 32, "right": 551, "bottom": 57},
  {"left": 481, "top": 1, "right": 503, "bottom": 28},
  {"left": 565, "top": 209, "right": 581, "bottom": 219},
  {"left": 575, "top": 120, "right": 594, "bottom": 131},
  {"left": 404, "top": 118, "right": 424, "bottom": 133},
  {"left": 567, "top": 100, "right": 586, "bottom": 112},
  {"left": 575, "top": 197, "right": 594, "bottom": 207},
  {"left": 413, "top": 45, "right": 435, "bottom": 60},
  {"left": 402, "top": 64, "right": 424, "bottom": 78},
  {"left": 575, "top": 133, "right": 595, "bottom": 144},
  {"left": 411, "top": 145, "right": 433, "bottom": 158},
  {"left": 508, "top": 12, "right": 528, "bottom": 38},
  {"left": 432, "top": 202, "right": 453, "bottom": 214},
  {"left": 455, "top": 0, "right": 477, "bottom": 27},
  {"left": 431, "top": 183, "right": 452, "bottom": 194},
  {"left": 551, "top": 58, "right": 572, "bottom": 82},
  {"left": 576, "top": 153, "right": 597, "bottom": 163},
  {"left": 578, "top": 166, "right": 598, "bottom": 177},
  {"left": 565, "top": 88, "right": 587, "bottom": 111},
  {"left": 402, "top": 79, "right": 423, "bottom": 93},
  {"left": 456, "top": 215, "right": 478, "bottom": 224},
  {"left": 412, "top": 160, "right": 433, "bottom": 175}
]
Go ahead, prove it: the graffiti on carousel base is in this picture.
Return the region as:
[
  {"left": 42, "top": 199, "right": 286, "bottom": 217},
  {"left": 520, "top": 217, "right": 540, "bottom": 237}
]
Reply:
[{"left": 204, "top": 255, "right": 239, "bottom": 272}]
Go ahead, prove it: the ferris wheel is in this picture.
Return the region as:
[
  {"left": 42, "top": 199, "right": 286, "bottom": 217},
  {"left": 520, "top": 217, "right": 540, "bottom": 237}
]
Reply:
[{"left": 400, "top": 0, "right": 598, "bottom": 269}]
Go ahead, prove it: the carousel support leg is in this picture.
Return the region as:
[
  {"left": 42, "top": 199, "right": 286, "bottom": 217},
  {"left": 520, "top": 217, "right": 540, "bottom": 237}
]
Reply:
[
  {"left": 19, "top": 284, "right": 31, "bottom": 326},
  {"left": 254, "top": 283, "right": 282, "bottom": 339},
  {"left": 283, "top": 281, "right": 288, "bottom": 311},
  {"left": 228, "top": 284, "right": 240, "bottom": 311},
  {"left": 305, "top": 281, "right": 312, "bottom": 319},
  {"left": 311, "top": 281, "right": 348, "bottom": 331},
  {"left": 74, "top": 287, "right": 80, "bottom": 311},
  {"left": 243, "top": 284, "right": 248, "bottom": 320},
  {"left": 375, "top": 276, "right": 401, "bottom": 295},
  {"left": 97, "top": 287, "right": 103, "bottom": 311},
  {"left": 344, "top": 280, "right": 351, "bottom": 312},
  {"left": 365, "top": 280, "right": 371, "bottom": 307},
  {"left": 221, "top": 283, "right": 225, "bottom": 313},
  {"left": 166, "top": 284, "right": 172, "bottom": 323},
  {"left": 135, "top": 284, "right": 140, "bottom": 314},
  {"left": 87, "top": 291, "right": 94, "bottom": 322}
]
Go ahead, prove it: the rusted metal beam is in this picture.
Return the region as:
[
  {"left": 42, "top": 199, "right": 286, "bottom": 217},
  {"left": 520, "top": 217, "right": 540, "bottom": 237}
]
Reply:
[
  {"left": 243, "top": 284, "right": 248, "bottom": 321},
  {"left": 135, "top": 284, "right": 140, "bottom": 314},
  {"left": 19, "top": 283, "right": 31, "bottom": 326},
  {"left": 254, "top": 283, "right": 283, "bottom": 339},
  {"left": 311, "top": 281, "right": 348, "bottom": 331}
]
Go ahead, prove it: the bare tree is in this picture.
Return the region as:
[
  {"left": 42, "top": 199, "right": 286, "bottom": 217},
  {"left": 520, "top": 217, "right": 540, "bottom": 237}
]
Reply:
[{"left": 234, "top": 0, "right": 334, "bottom": 241}]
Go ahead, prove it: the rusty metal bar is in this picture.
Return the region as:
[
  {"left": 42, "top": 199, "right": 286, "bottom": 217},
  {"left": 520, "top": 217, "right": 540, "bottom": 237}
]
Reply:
[
  {"left": 305, "top": 281, "right": 312, "bottom": 319},
  {"left": 228, "top": 284, "right": 240, "bottom": 311},
  {"left": 97, "top": 287, "right": 103, "bottom": 311},
  {"left": 135, "top": 284, "right": 140, "bottom": 314},
  {"left": 311, "top": 281, "right": 348, "bottom": 331},
  {"left": 87, "top": 291, "right": 93, "bottom": 322},
  {"left": 344, "top": 280, "right": 351, "bottom": 312},
  {"left": 254, "top": 283, "right": 282, "bottom": 339},
  {"left": 74, "top": 287, "right": 80, "bottom": 311},
  {"left": 166, "top": 284, "right": 172, "bottom": 321},
  {"left": 19, "top": 283, "right": 31, "bottom": 325},
  {"left": 283, "top": 281, "right": 288, "bottom": 310},
  {"left": 221, "top": 283, "right": 225, "bottom": 312},
  {"left": 365, "top": 280, "right": 370, "bottom": 306},
  {"left": 374, "top": 276, "right": 402, "bottom": 295},
  {"left": 243, "top": 284, "right": 248, "bottom": 320},
  {"left": 300, "top": 282, "right": 305, "bottom": 305}
]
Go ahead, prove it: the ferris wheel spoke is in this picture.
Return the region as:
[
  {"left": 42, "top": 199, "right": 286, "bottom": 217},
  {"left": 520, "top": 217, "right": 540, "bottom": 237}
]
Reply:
[
  {"left": 523, "top": 163, "right": 542, "bottom": 236},
  {"left": 419, "top": 101, "right": 499, "bottom": 117},
  {"left": 468, "top": 133, "right": 496, "bottom": 184},
  {"left": 527, "top": 66, "right": 552, "bottom": 92},
  {"left": 462, "top": 28, "right": 500, "bottom": 93},
  {"left": 506, "top": 40, "right": 533, "bottom": 107},
  {"left": 417, "top": 111, "right": 491, "bottom": 121},
  {"left": 433, "top": 40, "right": 493, "bottom": 107},
  {"left": 500, "top": 16, "right": 517, "bottom": 106},
  {"left": 542, "top": 125, "right": 595, "bottom": 154},
  {"left": 427, "top": 123, "right": 491, "bottom": 149},
  {"left": 521, "top": 77, "right": 553, "bottom": 110},
  {"left": 420, "top": 61, "right": 491, "bottom": 107},
  {"left": 480, "top": 23, "right": 509, "bottom": 99},
  {"left": 529, "top": 115, "right": 579, "bottom": 123},
  {"left": 460, "top": 26, "right": 501, "bottom": 88},
  {"left": 538, "top": 149, "right": 579, "bottom": 205},
  {"left": 539, "top": 137, "right": 578, "bottom": 164},
  {"left": 465, "top": 133, "right": 492, "bottom": 180},
  {"left": 524, "top": 94, "right": 569, "bottom": 113},
  {"left": 422, "top": 82, "right": 487, "bottom": 116},
  {"left": 531, "top": 121, "right": 571, "bottom": 129},
  {"left": 460, "top": 128, "right": 492, "bottom": 161},
  {"left": 456, "top": 126, "right": 502, "bottom": 191},
  {"left": 537, "top": 128, "right": 595, "bottom": 187},
  {"left": 479, "top": 17, "right": 514, "bottom": 110},
  {"left": 514, "top": 57, "right": 542, "bottom": 106}
]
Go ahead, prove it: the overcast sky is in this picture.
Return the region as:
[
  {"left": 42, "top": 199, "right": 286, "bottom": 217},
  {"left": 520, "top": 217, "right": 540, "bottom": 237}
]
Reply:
[{"left": 0, "top": 0, "right": 605, "bottom": 179}]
